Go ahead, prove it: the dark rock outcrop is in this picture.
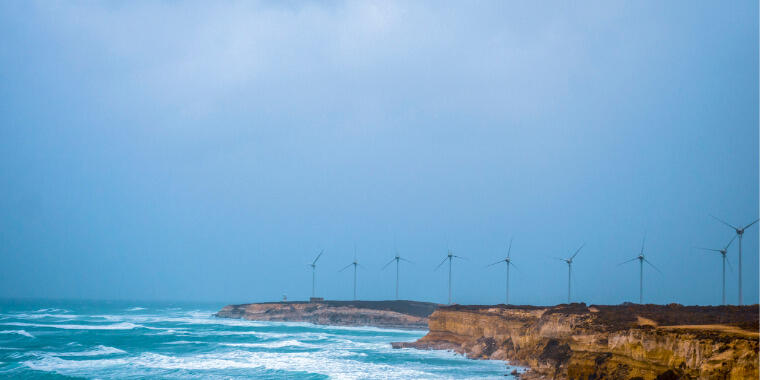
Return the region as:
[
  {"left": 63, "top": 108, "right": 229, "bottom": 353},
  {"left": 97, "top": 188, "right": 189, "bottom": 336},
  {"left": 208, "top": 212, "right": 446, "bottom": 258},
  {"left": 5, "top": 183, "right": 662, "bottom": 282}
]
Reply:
[{"left": 215, "top": 300, "right": 439, "bottom": 329}]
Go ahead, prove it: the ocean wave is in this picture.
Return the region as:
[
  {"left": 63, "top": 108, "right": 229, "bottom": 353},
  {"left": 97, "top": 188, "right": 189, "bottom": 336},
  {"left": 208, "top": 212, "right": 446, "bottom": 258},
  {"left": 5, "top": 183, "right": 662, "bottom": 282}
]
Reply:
[
  {"left": 32, "top": 309, "right": 70, "bottom": 314},
  {"left": 219, "top": 339, "right": 314, "bottom": 349},
  {"left": 263, "top": 320, "right": 426, "bottom": 335},
  {"left": 126, "top": 307, "right": 146, "bottom": 312},
  {"left": 161, "top": 340, "right": 206, "bottom": 345},
  {"left": 53, "top": 345, "right": 126, "bottom": 357},
  {"left": 23, "top": 350, "right": 435, "bottom": 379},
  {"left": 1, "top": 322, "right": 145, "bottom": 330},
  {"left": 7, "top": 313, "right": 81, "bottom": 320},
  {"left": 0, "top": 330, "right": 34, "bottom": 338}
]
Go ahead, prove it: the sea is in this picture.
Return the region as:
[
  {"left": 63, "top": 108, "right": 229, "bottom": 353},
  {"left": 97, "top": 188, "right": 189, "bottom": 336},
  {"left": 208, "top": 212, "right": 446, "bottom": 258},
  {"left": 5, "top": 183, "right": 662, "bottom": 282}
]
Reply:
[{"left": 0, "top": 300, "right": 523, "bottom": 379}]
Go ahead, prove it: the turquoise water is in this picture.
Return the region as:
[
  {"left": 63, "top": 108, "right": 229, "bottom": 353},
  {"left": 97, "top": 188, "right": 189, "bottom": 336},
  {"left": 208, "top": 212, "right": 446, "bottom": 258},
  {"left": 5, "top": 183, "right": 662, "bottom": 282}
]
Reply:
[{"left": 0, "top": 300, "right": 521, "bottom": 379}]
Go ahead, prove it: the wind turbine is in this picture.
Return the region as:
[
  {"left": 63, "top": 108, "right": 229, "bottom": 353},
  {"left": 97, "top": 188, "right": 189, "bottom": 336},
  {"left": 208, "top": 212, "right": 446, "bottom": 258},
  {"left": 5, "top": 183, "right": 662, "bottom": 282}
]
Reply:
[
  {"left": 339, "top": 247, "right": 362, "bottom": 300},
  {"left": 553, "top": 243, "right": 584, "bottom": 303},
  {"left": 710, "top": 216, "right": 759, "bottom": 305},
  {"left": 382, "top": 248, "right": 413, "bottom": 300},
  {"left": 487, "top": 238, "right": 517, "bottom": 304},
  {"left": 695, "top": 236, "right": 736, "bottom": 305},
  {"left": 435, "top": 247, "right": 465, "bottom": 305},
  {"left": 618, "top": 237, "right": 661, "bottom": 304},
  {"left": 309, "top": 249, "right": 324, "bottom": 298}
]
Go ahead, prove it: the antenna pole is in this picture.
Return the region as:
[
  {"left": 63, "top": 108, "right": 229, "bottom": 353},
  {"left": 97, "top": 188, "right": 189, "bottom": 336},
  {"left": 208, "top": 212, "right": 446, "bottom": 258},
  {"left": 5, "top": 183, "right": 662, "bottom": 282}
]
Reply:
[
  {"left": 722, "top": 254, "right": 726, "bottom": 305},
  {"left": 506, "top": 263, "right": 510, "bottom": 305},
  {"left": 395, "top": 258, "right": 399, "bottom": 300},
  {"left": 353, "top": 264, "right": 357, "bottom": 300},
  {"left": 639, "top": 258, "right": 643, "bottom": 304},
  {"left": 738, "top": 232, "right": 743, "bottom": 306},
  {"left": 448, "top": 257, "right": 452, "bottom": 305}
]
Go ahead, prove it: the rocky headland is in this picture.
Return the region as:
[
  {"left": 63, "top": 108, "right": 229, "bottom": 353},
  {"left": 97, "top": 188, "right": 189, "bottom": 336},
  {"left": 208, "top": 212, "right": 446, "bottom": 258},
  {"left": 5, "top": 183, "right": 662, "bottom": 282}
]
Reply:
[
  {"left": 215, "top": 300, "right": 438, "bottom": 329},
  {"left": 392, "top": 303, "right": 759, "bottom": 380}
]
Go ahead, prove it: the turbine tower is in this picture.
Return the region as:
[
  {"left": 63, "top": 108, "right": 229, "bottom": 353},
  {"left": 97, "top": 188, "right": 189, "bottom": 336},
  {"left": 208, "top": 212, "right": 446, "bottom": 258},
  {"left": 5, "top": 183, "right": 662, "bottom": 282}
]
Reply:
[
  {"left": 339, "top": 247, "right": 361, "bottom": 300},
  {"left": 554, "top": 243, "right": 584, "bottom": 303},
  {"left": 710, "top": 216, "right": 758, "bottom": 305},
  {"left": 487, "top": 238, "right": 517, "bottom": 304},
  {"left": 435, "top": 247, "right": 465, "bottom": 304},
  {"left": 619, "top": 237, "right": 661, "bottom": 304},
  {"left": 696, "top": 236, "right": 736, "bottom": 305},
  {"left": 309, "top": 249, "right": 324, "bottom": 298},
  {"left": 382, "top": 248, "right": 413, "bottom": 300}
]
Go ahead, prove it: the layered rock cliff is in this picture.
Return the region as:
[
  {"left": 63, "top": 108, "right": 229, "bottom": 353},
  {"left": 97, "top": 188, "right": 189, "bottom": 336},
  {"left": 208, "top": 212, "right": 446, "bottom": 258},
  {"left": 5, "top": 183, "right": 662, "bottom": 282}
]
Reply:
[
  {"left": 215, "top": 300, "right": 438, "bottom": 329},
  {"left": 393, "top": 303, "right": 758, "bottom": 379}
]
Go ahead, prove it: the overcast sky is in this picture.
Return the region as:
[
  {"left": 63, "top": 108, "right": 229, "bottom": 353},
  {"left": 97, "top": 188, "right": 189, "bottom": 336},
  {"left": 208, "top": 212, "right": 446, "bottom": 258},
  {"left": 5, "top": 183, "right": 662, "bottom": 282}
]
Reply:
[{"left": 0, "top": 1, "right": 757, "bottom": 306}]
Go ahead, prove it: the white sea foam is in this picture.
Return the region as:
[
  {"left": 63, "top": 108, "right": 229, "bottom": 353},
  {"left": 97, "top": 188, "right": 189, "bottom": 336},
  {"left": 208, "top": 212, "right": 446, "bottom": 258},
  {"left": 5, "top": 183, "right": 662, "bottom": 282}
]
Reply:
[
  {"left": 53, "top": 345, "right": 126, "bottom": 357},
  {"left": 1, "top": 322, "right": 145, "bottom": 330},
  {"left": 219, "top": 339, "right": 314, "bottom": 349},
  {"left": 9, "top": 313, "right": 81, "bottom": 320},
  {"left": 0, "top": 330, "right": 34, "bottom": 338},
  {"left": 162, "top": 340, "right": 206, "bottom": 345},
  {"left": 263, "top": 320, "right": 426, "bottom": 335},
  {"left": 126, "top": 307, "right": 146, "bottom": 311},
  {"left": 23, "top": 350, "right": 436, "bottom": 379},
  {"left": 32, "top": 309, "right": 70, "bottom": 314}
]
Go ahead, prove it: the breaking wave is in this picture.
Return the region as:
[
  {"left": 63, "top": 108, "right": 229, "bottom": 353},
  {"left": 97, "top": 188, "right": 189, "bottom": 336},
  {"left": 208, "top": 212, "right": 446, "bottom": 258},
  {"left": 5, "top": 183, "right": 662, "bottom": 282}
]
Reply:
[{"left": 0, "top": 330, "right": 34, "bottom": 338}]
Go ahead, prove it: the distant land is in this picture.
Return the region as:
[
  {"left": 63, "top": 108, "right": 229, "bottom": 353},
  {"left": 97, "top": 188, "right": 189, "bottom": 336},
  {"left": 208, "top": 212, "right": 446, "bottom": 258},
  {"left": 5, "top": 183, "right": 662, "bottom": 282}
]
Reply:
[
  {"left": 217, "top": 301, "right": 759, "bottom": 379},
  {"left": 215, "top": 300, "right": 438, "bottom": 329}
]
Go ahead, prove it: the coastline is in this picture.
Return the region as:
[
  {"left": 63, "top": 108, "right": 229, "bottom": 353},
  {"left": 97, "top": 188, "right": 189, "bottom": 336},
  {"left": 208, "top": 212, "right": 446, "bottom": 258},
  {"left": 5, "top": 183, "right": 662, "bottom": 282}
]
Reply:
[{"left": 215, "top": 300, "right": 759, "bottom": 379}]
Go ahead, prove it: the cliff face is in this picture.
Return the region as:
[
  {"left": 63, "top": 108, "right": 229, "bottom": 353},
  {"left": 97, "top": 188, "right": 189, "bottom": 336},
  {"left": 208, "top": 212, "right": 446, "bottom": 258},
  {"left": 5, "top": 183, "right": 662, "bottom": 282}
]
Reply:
[
  {"left": 393, "top": 304, "right": 758, "bottom": 380},
  {"left": 215, "top": 300, "right": 438, "bottom": 329}
]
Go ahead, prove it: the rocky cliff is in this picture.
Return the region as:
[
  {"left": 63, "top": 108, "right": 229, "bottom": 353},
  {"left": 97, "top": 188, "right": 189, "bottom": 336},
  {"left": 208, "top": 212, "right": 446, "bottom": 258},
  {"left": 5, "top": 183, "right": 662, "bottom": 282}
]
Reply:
[
  {"left": 393, "top": 303, "right": 758, "bottom": 379},
  {"left": 215, "top": 300, "right": 438, "bottom": 329}
]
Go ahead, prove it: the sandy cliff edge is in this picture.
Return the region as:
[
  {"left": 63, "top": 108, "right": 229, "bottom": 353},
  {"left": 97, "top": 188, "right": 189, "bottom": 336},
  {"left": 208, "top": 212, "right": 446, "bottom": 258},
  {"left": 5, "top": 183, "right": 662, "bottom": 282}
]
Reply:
[{"left": 392, "top": 303, "right": 759, "bottom": 380}]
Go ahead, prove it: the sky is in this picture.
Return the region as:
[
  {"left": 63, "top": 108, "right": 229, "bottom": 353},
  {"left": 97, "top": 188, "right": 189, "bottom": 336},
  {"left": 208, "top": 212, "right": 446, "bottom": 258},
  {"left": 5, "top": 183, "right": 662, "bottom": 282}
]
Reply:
[{"left": 0, "top": 1, "right": 757, "bottom": 306}]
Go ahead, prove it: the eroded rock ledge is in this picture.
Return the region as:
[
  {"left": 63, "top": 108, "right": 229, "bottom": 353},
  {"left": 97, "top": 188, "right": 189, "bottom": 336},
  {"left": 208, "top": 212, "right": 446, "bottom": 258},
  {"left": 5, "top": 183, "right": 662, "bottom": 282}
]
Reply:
[
  {"left": 215, "top": 300, "right": 438, "bottom": 329},
  {"left": 392, "top": 303, "right": 759, "bottom": 379}
]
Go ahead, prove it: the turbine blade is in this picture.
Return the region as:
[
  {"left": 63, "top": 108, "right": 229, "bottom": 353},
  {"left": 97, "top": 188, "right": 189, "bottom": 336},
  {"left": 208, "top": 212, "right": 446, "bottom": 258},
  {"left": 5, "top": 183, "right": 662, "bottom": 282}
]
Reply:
[
  {"left": 508, "top": 261, "right": 520, "bottom": 272},
  {"left": 694, "top": 247, "right": 721, "bottom": 253},
  {"left": 711, "top": 214, "right": 739, "bottom": 231},
  {"left": 399, "top": 257, "right": 414, "bottom": 264},
  {"left": 434, "top": 256, "right": 448, "bottom": 271},
  {"left": 486, "top": 259, "right": 504, "bottom": 267},
  {"left": 742, "top": 218, "right": 759, "bottom": 230},
  {"left": 640, "top": 235, "right": 646, "bottom": 255},
  {"left": 571, "top": 243, "right": 585, "bottom": 260},
  {"left": 724, "top": 235, "right": 737, "bottom": 250},
  {"left": 643, "top": 258, "right": 662, "bottom": 274},
  {"left": 726, "top": 257, "right": 734, "bottom": 272},
  {"left": 617, "top": 257, "right": 638, "bottom": 266},
  {"left": 381, "top": 257, "right": 396, "bottom": 270},
  {"left": 452, "top": 255, "right": 468, "bottom": 260},
  {"left": 312, "top": 249, "right": 324, "bottom": 265},
  {"left": 507, "top": 238, "right": 513, "bottom": 259},
  {"left": 339, "top": 263, "right": 353, "bottom": 272}
]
